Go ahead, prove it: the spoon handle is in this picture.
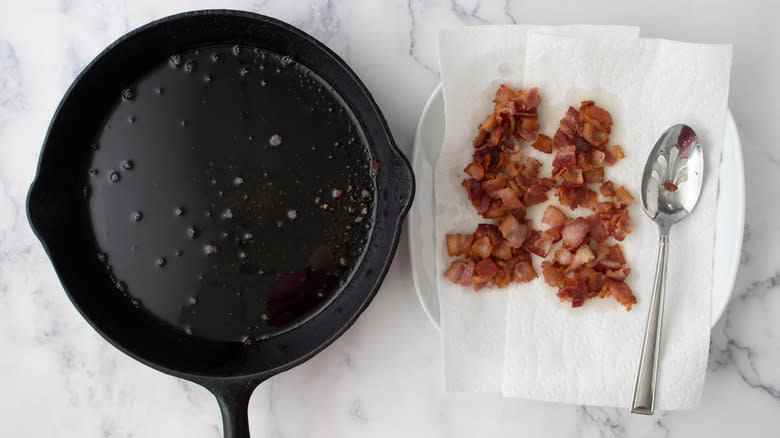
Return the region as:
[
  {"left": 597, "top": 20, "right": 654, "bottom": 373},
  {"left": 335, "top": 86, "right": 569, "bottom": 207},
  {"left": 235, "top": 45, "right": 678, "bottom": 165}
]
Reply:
[{"left": 631, "top": 229, "right": 669, "bottom": 415}]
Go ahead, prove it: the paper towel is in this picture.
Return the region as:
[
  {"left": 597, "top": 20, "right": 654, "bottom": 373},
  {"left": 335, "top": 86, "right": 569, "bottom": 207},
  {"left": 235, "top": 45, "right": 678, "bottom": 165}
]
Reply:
[
  {"left": 435, "top": 27, "right": 731, "bottom": 409},
  {"left": 435, "top": 25, "right": 640, "bottom": 392}
]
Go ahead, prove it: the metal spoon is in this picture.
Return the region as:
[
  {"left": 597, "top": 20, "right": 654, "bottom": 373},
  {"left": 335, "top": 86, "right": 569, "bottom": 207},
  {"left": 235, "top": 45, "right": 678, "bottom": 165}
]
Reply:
[{"left": 631, "top": 124, "right": 704, "bottom": 415}]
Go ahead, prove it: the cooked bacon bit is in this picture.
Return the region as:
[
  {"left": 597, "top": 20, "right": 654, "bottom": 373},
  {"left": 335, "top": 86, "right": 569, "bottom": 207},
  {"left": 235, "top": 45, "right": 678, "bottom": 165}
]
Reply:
[
  {"left": 552, "top": 144, "right": 577, "bottom": 170},
  {"left": 608, "top": 210, "right": 633, "bottom": 241},
  {"left": 603, "top": 280, "right": 636, "bottom": 310},
  {"left": 475, "top": 259, "right": 500, "bottom": 279},
  {"left": 561, "top": 167, "right": 584, "bottom": 187},
  {"left": 493, "top": 187, "right": 523, "bottom": 211},
  {"left": 495, "top": 260, "right": 514, "bottom": 288},
  {"left": 478, "top": 112, "right": 497, "bottom": 132},
  {"left": 523, "top": 183, "right": 550, "bottom": 206},
  {"left": 464, "top": 162, "right": 485, "bottom": 181},
  {"left": 531, "top": 134, "right": 553, "bottom": 153},
  {"left": 559, "top": 107, "right": 579, "bottom": 138},
  {"left": 472, "top": 277, "right": 495, "bottom": 291},
  {"left": 444, "top": 260, "right": 475, "bottom": 286},
  {"left": 554, "top": 247, "right": 574, "bottom": 266},
  {"left": 469, "top": 236, "right": 494, "bottom": 259},
  {"left": 483, "top": 177, "right": 508, "bottom": 196},
  {"left": 512, "top": 258, "right": 538, "bottom": 282},
  {"left": 487, "top": 125, "right": 505, "bottom": 146},
  {"left": 518, "top": 157, "right": 542, "bottom": 179},
  {"left": 583, "top": 269, "right": 605, "bottom": 294},
  {"left": 587, "top": 215, "right": 609, "bottom": 243},
  {"left": 578, "top": 101, "right": 613, "bottom": 147},
  {"left": 517, "top": 117, "right": 540, "bottom": 141},
  {"left": 562, "top": 217, "right": 590, "bottom": 248},
  {"left": 579, "top": 189, "right": 599, "bottom": 209},
  {"left": 567, "top": 244, "right": 595, "bottom": 272},
  {"left": 557, "top": 277, "right": 589, "bottom": 307},
  {"left": 540, "top": 205, "right": 565, "bottom": 228},
  {"left": 608, "top": 244, "right": 626, "bottom": 264},
  {"left": 614, "top": 186, "right": 634, "bottom": 208},
  {"left": 589, "top": 149, "right": 605, "bottom": 165},
  {"left": 492, "top": 238, "right": 514, "bottom": 260},
  {"left": 663, "top": 180, "right": 678, "bottom": 192},
  {"left": 522, "top": 230, "right": 552, "bottom": 257},
  {"left": 474, "top": 223, "right": 502, "bottom": 244},
  {"left": 606, "top": 267, "right": 631, "bottom": 282},
  {"left": 583, "top": 167, "right": 604, "bottom": 184},
  {"left": 446, "top": 233, "right": 473, "bottom": 257},
  {"left": 476, "top": 195, "right": 491, "bottom": 215},
  {"left": 483, "top": 201, "right": 506, "bottom": 218},
  {"left": 556, "top": 185, "right": 590, "bottom": 210},
  {"left": 541, "top": 261, "right": 564, "bottom": 287},
  {"left": 498, "top": 215, "right": 530, "bottom": 248},
  {"left": 604, "top": 144, "right": 625, "bottom": 166},
  {"left": 599, "top": 181, "right": 616, "bottom": 197}
]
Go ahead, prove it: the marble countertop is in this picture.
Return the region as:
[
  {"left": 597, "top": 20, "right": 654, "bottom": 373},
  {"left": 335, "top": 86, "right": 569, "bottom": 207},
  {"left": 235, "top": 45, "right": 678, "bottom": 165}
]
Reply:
[{"left": 2, "top": 0, "right": 778, "bottom": 436}]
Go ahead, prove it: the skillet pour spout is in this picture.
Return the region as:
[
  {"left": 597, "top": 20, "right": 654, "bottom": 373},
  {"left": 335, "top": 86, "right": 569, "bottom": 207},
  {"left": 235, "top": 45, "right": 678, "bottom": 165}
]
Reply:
[{"left": 27, "top": 10, "right": 414, "bottom": 438}]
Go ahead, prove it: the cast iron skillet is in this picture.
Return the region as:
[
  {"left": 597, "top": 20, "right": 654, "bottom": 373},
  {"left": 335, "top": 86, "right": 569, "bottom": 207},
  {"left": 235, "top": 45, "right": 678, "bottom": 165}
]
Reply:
[{"left": 27, "top": 10, "right": 413, "bottom": 438}]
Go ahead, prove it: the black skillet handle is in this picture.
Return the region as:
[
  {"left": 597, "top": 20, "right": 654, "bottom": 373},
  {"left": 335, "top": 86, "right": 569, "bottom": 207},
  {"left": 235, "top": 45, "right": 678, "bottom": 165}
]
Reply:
[
  {"left": 205, "top": 379, "right": 265, "bottom": 438},
  {"left": 386, "top": 149, "right": 415, "bottom": 216}
]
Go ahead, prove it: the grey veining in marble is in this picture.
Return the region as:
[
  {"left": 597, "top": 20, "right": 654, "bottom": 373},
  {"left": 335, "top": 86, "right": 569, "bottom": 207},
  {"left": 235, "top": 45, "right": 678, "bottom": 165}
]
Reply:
[{"left": 2, "top": 0, "right": 779, "bottom": 437}]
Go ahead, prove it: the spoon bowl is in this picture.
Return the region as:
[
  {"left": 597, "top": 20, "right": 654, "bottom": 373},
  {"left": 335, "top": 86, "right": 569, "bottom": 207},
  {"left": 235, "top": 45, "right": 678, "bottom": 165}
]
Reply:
[
  {"left": 631, "top": 124, "right": 704, "bottom": 415},
  {"left": 640, "top": 124, "right": 704, "bottom": 229}
]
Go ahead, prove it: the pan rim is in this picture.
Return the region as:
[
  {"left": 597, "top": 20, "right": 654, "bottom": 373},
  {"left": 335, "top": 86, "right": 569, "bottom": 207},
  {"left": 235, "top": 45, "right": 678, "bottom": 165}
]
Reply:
[{"left": 27, "top": 9, "right": 414, "bottom": 380}]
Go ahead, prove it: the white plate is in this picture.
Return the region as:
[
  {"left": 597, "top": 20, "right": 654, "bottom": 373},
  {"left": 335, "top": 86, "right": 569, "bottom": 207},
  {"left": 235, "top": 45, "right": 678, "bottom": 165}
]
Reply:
[{"left": 408, "top": 84, "right": 744, "bottom": 330}]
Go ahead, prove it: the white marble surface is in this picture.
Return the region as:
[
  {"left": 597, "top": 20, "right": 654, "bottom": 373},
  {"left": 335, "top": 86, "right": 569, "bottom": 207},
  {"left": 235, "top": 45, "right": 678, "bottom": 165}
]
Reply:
[{"left": 1, "top": 0, "right": 778, "bottom": 436}]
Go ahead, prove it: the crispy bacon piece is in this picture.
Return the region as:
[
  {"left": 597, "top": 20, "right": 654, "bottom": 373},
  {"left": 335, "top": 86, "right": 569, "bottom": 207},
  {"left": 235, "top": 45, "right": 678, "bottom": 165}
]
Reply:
[
  {"left": 603, "top": 280, "right": 636, "bottom": 310},
  {"left": 589, "top": 149, "right": 606, "bottom": 165},
  {"left": 554, "top": 247, "right": 574, "bottom": 266},
  {"left": 604, "top": 144, "right": 625, "bottom": 166},
  {"left": 608, "top": 210, "right": 633, "bottom": 241},
  {"left": 562, "top": 217, "right": 590, "bottom": 249},
  {"left": 483, "top": 177, "right": 508, "bottom": 197},
  {"left": 446, "top": 233, "right": 473, "bottom": 257},
  {"left": 444, "top": 260, "right": 475, "bottom": 286},
  {"left": 606, "top": 267, "right": 631, "bottom": 282},
  {"left": 566, "top": 244, "right": 596, "bottom": 272},
  {"left": 553, "top": 144, "right": 577, "bottom": 170},
  {"left": 498, "top": 215, "right": 530, "bottom": 248},
  {"left": 483, "top": 201, "right": 506, "bottom": 218},
  {"left": 512, "top": 257, "right": 538, "bottom": 283},
  {"left": 614, "top": 186, "right": 634, "bottom": 208},
  {"left": 522, "top": 230, "right": 553, "bottom": 257},
  {"left": 561, "top": 167, "right": 585, "bottom": 187},
  {"left": 557, "top": 277, "right": 589, "bottom": 307},
  {"left": 495, "top": 187, "right": 524, "bottom": 211},
  {"left": 587, "top": 214, "right": 609, "bottom": 243},
  {"left": 541, "top": 205, "right": 568, "bottom": 228},
  {"left": 578, "top": 101, "right": 612, "bottom": 147},
  {"left": 583, "top": 167, "right": 604, "bottom": 184},
  {"left": 541, "top": 261, "right": 565, "bottom": 287},
  {"left": 599, "top": 181, "right": 616, "bottom": 197},
  {"left": 582, "top": 269, "right": 605, "bottom": 295},
  {"left": 475, "top": 259, "right": 499, "bottom": 279},
  {"left": 531, "top": 134, "right": 553, "bottom": 153},
  {"left": 469, "top": 236, "right": 494, "bottom": 259},
  {"left": 523, "top": 183, "right": 550, "bottom": 206},
  {"left": 464, "top": 162, "right": 485, "bottom": 181},
  {"left": 559, "top": 107, "right": 579, "bottom": 139},
  {"left": 492, "top": 238, "right": 513, "bottom": 260}
]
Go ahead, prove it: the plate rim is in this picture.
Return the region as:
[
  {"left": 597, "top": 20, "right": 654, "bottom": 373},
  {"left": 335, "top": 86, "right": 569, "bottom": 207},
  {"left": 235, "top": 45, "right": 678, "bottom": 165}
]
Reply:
[{"left": 409, "top": 83, "right": 745, "bottom": 330}]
